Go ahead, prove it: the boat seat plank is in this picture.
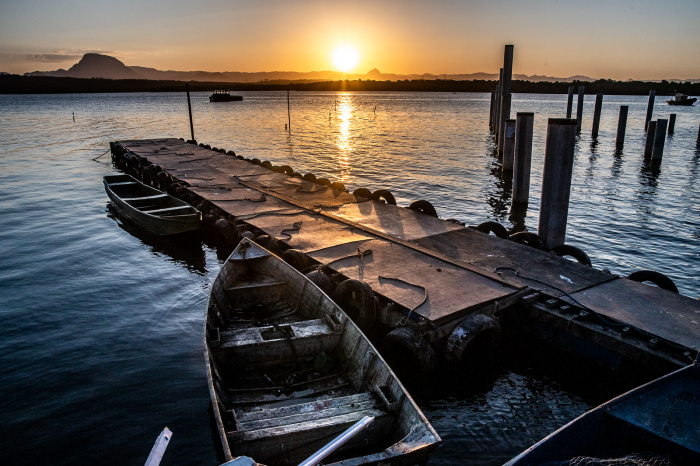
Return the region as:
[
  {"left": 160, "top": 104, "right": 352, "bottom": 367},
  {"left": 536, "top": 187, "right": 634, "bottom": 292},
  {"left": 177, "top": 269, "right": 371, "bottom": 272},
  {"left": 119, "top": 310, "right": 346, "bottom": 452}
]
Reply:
[
  {"left": 236, "top": 392, "right": 375, "bottom": 423},
  {"left": 106, "top": 181, "right": 138, "bottom": 187},
  {"left": 224, "top": 280, "right": 287, "bottom": 293},
  {"left": 123, "top": 194, "right": 169, "bottom": 201},
  {"left": 219, "top": 318, "right": 337, "bottom": 350},
  {"left": 142, "top": 205, "right": 194, "bottom": 214},
  {"left": 224, "top": 378, "right": 352, "bottom": 406}
]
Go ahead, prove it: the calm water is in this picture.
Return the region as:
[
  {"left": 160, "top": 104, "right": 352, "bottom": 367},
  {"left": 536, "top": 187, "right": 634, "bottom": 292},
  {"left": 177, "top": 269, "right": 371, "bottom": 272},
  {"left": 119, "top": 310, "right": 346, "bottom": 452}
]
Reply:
[{"left": 1, "top": 91, "right": 698, "bottom": 465}]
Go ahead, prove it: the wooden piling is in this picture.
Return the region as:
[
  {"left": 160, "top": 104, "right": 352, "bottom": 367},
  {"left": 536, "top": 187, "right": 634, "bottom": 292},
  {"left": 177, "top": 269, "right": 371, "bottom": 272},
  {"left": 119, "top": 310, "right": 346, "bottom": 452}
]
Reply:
[
  {"left": 498, "top": 93, "right": 511, "bottom": 157},
  {"left": 494, "top": 68, "right": 503, "bottom": 137},
  {"left": 616, "top": 105, "right": 629, "bottom": 148},
  {"left": 497, "top": 46, "right": 514, "bottom": 154},
  {"left": 566, "top": 86, "right": 574, "bottom": 119},
  {"left": 489, "top": 90, "right": 496, "bottom": 131},
  {"left": 644, "top": 91, "right": 656, "bottom": 130},
  {"left": 591, "top": 93, "right": 603, "bottom": 139},
  {"left": 651, "top": 119, "right": 668, "bottom": 160},
  {"left": 668, "top": 114, "right": 676, "bottom": 134},
  {"left": 576, "top": 86, "right": 585, "bottom": 133},
  {"left": 186, "top": 83, "right": 195, "bottom": 141},
  {"left": 512, "top": 113, "right": 534, "bottom": 208},
  {"left": 287, "top": 90, "right": 291, "bottom": 131},
  {"left": 644, "top": 120, "right": 657, "bottom": 157},
  {"left": 502, "top": 119, "right": 516, "bottom": 172},
  {"left": 538, "top": 118, "right": 577, "bottom": 249}
]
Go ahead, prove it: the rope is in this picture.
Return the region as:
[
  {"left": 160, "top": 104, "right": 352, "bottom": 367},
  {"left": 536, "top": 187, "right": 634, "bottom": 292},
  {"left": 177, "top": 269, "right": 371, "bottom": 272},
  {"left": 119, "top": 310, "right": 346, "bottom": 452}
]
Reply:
[
  {"left": 325, "top": 248, "right": 373, "bottom": 268},
  {"left": 378, "top": 275, "right": 428, "bottom": 325},
  {"left": 92, "top": 149, "right": 111, "bottom": 161}
]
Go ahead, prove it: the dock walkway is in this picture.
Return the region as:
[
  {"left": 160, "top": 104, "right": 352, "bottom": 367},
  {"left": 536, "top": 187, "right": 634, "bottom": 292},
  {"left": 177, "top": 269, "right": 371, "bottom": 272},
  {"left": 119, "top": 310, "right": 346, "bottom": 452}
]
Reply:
[{"left": 114, "top": 138, "right": 700, "bottom": 368}]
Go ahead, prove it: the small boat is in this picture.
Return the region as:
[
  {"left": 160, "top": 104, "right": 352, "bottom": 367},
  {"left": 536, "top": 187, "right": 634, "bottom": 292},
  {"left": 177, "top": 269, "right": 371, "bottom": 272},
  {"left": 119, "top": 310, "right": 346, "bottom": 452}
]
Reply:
[
  {"left": 210, "top": 90, "right": 243, "bottom": 102},
  {"left": 205, "top": 238, "right": 440, "bottom": 465},
  {"left": 666, "top": 93, "right": 696, "bottom": 105},
  {"left": 504, "top": 362, "right": 700, "bottom": 465},
  {"left": 104, "top": 174, "right": 201, "bottom": 235}
]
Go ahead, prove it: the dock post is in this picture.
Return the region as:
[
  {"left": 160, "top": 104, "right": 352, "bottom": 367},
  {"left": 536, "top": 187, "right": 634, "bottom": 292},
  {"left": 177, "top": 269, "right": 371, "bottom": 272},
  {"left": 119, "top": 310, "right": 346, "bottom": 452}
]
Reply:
[
  {"left": 489, "top": 90, "right": 496, "bottom": 131},
  {"left": 538, "top": 118, "right": 577, "bottom": 249},
  {"left": 651, "top": 119, "right": 668, "bottom": 160},
  {"left": 616, "top": 105, "right": 628, "bottom": 148},
  {"left": 644, "top": 120, "right": 657, "bottom": 157},
  {"left": 512, "top": 112, "right": 534, "bottom": 208},
  {"left": 591, "top": 93, "right": 603, "bottom": 139},
  {"left": 668, "top": 114, "right": 676, "bottom": 134},
  {"left": 494, "top": 68, "right": 503, "bottom": 138},
  {"left": 644, "top": 91, "right": 656, "bottom": 130},
  {"left": 497, "top": 45, "right": 514, "bottom": 155},
  {"left": 566, "top": 86, "right": 574, "bottom": 118},
  {"left": 186, "top": 83, "right": 195, "bottom": 141},
  {"left": 287, "top": 89, "right": 291, "bottom": 131},
  {"left": 576, "top": 86, "right": 585, "bottom": 133},
  {"left": 502, "top": 119, "right": 516, "bottom": 172},
  {"left": 498, "top": 93, "right": 511, "bottom": 157}
]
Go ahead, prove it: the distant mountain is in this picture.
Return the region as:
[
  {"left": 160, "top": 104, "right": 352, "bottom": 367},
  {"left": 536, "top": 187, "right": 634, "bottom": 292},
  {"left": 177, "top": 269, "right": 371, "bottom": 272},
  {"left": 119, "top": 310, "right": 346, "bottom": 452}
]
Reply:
[{"left": 26, "top": 53, "right": 697, "bottom": 84}]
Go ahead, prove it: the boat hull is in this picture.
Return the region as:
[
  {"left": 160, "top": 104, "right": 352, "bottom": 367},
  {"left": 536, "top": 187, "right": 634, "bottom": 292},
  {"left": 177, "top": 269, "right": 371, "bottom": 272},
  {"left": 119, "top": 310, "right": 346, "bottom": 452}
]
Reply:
[
  {"left": 205, "top": 238, "right": 439, "bottom": 465},
  {"left": 104, "top": 174, "right": 201, "bottom": 235},
  {"left": 667, "top": 97, "right": 696, "bottom": 105}
]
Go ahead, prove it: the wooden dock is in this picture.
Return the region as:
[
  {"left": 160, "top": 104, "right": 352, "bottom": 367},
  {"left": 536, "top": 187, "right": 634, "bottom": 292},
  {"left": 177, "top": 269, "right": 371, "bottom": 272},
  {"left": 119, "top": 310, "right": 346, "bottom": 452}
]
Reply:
[{"left": 111, "top": 138, "right": 700, "bottom": 372}]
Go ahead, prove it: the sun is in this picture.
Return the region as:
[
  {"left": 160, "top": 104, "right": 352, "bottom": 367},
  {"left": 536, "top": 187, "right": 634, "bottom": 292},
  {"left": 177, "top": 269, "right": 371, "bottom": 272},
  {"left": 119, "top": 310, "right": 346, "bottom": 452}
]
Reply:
[{"left": 332, "top": 45, "right": 360, "bottom": 73}]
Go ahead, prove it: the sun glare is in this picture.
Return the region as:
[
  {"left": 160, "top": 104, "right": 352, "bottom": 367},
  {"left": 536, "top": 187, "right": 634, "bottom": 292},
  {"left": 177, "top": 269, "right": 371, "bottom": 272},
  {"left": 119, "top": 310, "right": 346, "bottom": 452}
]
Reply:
[{"left": 332, "top": 46, "right": 360, "bottom": 73}]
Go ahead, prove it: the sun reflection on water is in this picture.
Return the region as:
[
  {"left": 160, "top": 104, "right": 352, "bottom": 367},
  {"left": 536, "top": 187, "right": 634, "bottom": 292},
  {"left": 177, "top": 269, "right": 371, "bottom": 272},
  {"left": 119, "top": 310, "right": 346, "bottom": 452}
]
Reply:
[{"left": 334, "top": 93, "right": 353, "bottom": 183}]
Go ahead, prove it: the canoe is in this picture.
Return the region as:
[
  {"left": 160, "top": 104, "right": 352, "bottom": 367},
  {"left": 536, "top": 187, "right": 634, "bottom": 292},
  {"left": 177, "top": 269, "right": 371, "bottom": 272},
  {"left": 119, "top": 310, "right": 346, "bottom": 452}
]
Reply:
[
  {"left": 205, "top": 238, "right": 440, "bottom": 465},
  {"left": 104, "top": 174, "right": 201, "bottom": 235},
  {"left": 505, "top": 363, "right": 700, "bottom": 465}
]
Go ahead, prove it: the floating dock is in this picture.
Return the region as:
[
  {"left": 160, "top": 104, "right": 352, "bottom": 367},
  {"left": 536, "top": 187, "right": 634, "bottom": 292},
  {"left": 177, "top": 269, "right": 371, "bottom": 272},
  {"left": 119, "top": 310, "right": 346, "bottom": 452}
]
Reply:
[{"left": 110, "top": 138, "right": 700, "bottom": 374}]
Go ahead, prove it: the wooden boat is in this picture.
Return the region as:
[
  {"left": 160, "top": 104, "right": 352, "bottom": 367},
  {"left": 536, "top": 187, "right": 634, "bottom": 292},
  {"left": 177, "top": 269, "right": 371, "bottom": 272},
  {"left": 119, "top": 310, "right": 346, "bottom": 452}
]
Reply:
[
  {"left": 205, "top": 238, "right": 440, "bottom": 465},
  {"left": 210, "top": 90, "right": 243, "bottom": 102},
  {"left": 667, "top": 93, "right": 696, "bottom": 105},
  {"left": 505, "top": 363, "right": 700, "bottom": 465},
  {"left": 103, "top": 174, "right": 201, "bottom": 235}
]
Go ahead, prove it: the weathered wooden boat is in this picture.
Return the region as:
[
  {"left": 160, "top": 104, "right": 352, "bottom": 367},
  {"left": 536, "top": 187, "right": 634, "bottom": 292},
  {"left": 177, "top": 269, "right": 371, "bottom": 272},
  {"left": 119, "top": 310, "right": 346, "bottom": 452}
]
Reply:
[
  {"left": 103, "top": 174, "right": 201, "bottom": 235},
  {"left": 205, "top": 238, "right": 440, "bottom": 465},
  {"left": 505, "top": 362, "right": 700, "bottom": 465},
  {"left": 666, "top": 93, "right": 696, "bottom": 105},
  {"left": 210, "top": 90, "right": 243, "bottom": 102}
]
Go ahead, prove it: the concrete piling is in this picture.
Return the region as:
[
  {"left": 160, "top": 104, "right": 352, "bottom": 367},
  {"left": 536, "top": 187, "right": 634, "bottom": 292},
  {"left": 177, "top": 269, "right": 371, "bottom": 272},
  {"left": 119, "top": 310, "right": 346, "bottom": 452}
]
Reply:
[
  {"left": 651, "top": 119, "right": 668, "bottom": 160},
  {"left": 512, "top": 113, "right": 534, "bottom": 208},
  {"left": 538, "top": 118, "right": 577, "bottom": 249},
  {"left": 644, "top": 120, "right": 657, "bottom": 157},
  {"left": 566, "top": 86, "right": 574, "bottom": 119},
  {"left": 576, "top": 86, "right": 585, "bottom": 133},
  {"left": 502, "top": 119, "right": 516, "bottom": 172},
  {"left": 591, "top": 93, "right": 604, "bottom": 139},
  {"left": 644, "top": 91, "right": 656, "bottom": 130},
  {"left": 616, "top": 105, "right": 629, "bottom": 148},
  {"left": 668, "top": 114, "right": 676, "bottom": 134}
]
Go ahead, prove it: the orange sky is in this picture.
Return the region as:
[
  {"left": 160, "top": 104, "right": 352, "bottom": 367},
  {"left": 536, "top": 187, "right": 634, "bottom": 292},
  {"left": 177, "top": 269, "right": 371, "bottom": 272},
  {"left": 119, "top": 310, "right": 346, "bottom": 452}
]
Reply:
[{"left": 1, "top": 0, "right": 699, "bottom": 80}]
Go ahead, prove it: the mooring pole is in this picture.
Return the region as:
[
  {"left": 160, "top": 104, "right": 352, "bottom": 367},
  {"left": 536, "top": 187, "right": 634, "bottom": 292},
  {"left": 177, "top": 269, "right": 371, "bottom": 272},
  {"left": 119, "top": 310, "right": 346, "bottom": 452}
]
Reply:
[
  {"left": 651, "top": 119, "right": 668, "bottom": 160},
  {"left": 498, "top": 45, "right": 514, "bottom": 155},
  {"left": 287, "top": 89, "right": 291, "bottom": 131},
  {"left": 566, "top": 86, "right": 574, "bottom": 119},
  {"left": 616, "top": 105, "right": 629, "bottom": 148},
  {"left": 644, "top": 120, "right": 657, "bottom": 157},
  {"left": 512, "top": 112, "right": 534, "bottom": 208},
  {"left": 591, "top": 93, "right": 603, "bottom": 139},
  {"left": 575, "top": 86, "right": 585, "bottom": 134},
  {"left": 644, "top": 90, "right": 656, "bottom": 130},
  {"left": 538, "top": 118, "right": 577, "bottom": 249},
  {"left": 668, "top": 114, "right": 676, "bottom": 134},
  {"left": 489, "top": 89, "right": 496, "bottom": 131},
  {"left": 186, "top": 83, "right": 195, "bottom": 141},
  {"left": 494, "top": 68, "right": 504, "bottom": 138},
  {"left": 502, "top": 119, "right": 516, "bottom": 172}
]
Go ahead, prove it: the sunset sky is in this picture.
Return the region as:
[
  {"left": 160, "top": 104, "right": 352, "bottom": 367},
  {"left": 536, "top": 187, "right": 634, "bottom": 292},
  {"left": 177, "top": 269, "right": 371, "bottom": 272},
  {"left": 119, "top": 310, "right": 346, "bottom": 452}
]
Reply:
[{"left": 1, "top": 0, "right": 699, "bottom": 80}]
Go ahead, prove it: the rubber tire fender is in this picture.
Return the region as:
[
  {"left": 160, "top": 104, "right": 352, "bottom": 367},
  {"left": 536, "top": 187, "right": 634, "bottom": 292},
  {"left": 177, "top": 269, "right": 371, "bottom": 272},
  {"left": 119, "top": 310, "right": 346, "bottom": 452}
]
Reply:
[
  {"left": 372, "top": 189, "right": 397, "bottom": 205},
  {"left": 281, "top": 249, "right": 310, "bottom": 272},
  {"left": 475, "top": 221, "right": 509, "bottom": 239},
  {"left": 551, "top": 244, "right": 592, "bottom": 266},
  {"left": 330, "top": 181, "right": 346, "bottom": 192},
  {"left": 628, "top": 270, "right": 678, "bottom": 293},
  {"left": 409, "top": 200, "right": 438, "bottom": 217},
  {"left": 333, "top": 279, "right": 376, "bottom": 331},
  {"left": 509, "top": 231, "right": 547, "bottom": 250},
  {"left": 381, "top": 327, "right": 438, "bottom": 375},
  {"left": 353, "top": 188, "right": 373, "bottom": 199},
  {"left": 305, "top": 269, "right": 335, "bottom": 296}
]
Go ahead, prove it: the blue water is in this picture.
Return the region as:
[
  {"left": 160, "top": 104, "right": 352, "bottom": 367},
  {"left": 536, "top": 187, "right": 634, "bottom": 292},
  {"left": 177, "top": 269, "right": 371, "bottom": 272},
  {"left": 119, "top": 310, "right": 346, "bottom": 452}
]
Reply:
[{"left": 0, "top": 91, "right": 698, "bottom": 465}]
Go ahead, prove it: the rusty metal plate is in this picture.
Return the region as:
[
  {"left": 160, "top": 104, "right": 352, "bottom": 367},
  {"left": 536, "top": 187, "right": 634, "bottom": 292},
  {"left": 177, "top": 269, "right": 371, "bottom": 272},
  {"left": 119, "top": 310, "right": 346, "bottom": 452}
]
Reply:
[
  {"left": 571, "top": 278, "right": 700, "bottom": 351},
  {"left": 309, "top": 239, "right": 516, "bottom": 325}
]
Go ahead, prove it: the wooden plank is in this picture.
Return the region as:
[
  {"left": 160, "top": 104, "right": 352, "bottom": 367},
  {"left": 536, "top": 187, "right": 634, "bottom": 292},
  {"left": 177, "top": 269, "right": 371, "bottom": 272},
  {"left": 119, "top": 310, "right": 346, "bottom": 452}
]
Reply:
[
  {"left": 570, "top": 278, "right": 700, "bottom": 351},
  {"left": 413, "top": 228, "right": 615, "bottom": 296},
  {"left": 309, "top": 238, "right": 516, "bottom": 324},
  {"left": 235, "top": 392, "right": 375, "bottom": 423}
]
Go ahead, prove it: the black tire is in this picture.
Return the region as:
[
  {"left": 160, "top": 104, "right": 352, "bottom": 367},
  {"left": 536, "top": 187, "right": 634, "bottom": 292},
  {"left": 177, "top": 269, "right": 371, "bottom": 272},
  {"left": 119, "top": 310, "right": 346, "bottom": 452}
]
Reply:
[
  {"left": 281, "top": 249, "right": 309, "bottom": 271},
  {"left": 214, "top": 218, "right": 238, "bottom": 246},
  {"left": 409, "top": 200, "right": 438, "bottom": 217},
  {"left": 509, "top": 231, "right": 547, "bottom": 250},
  {"left": 317, "top": 178, "right": 331, "bottom": 186},
  {"left": 303, "top": 173, "right": 317, "bottom": 182},
  {"left": 278, "top": 165, "right": 294, "bottom": 175},
  {"left": 305, "top": 270, "right": 334, "bottom": 296},
  {"left": 372, "top": 189, "right": 396, "bottom": 205},
  {"left": 261, "top": 160, "right": 272, "bottom": 169},
  {"left": 551, "top": 244, "right": 592, "bottom": 266},
  {"left": 381, "top": 327, "right": 437, "bottom": 375},
  {"left": 628, "top": 270, "right": 678, "bottom": 293},
  {"left": 353, "top": 188, "right": 373, "bottom": 199},
  {"left": 251, "top": 158, "right": 262, "bottom": 165},
  {"left": 330, "top": 181, "right": 346, "bottom": 192},
  {"left": 253, "top": 235, "right": 283, "bottom": 255},
  {"left": 333, "top": 279, "right": 376, "bottom": 330},
  {"left": 475, "top": 221, "right": 509, "bottom": 239}
]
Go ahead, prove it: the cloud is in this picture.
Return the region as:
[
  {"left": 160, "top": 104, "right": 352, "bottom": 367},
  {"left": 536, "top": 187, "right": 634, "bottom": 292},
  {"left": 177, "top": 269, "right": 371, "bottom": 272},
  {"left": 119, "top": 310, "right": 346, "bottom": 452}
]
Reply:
[{"left": 25, "top": 49, "right": 117, "bottom": 63}]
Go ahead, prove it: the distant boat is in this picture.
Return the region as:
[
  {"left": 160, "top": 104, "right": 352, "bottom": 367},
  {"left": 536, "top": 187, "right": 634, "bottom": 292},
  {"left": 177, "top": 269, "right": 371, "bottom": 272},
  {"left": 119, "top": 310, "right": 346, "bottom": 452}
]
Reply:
[
  {"left": 205, "top": 238, "right": 440, "bottom": 465},
  {"left": 667, "top": 93, "right": 696, "bottom": 106},
  {"left": 104, "top": 174, "right": 201, "bottom": 235},
  {"left": 504, "top": 362, "right": 700, "bottom": 465},
  {"left": 210, "top": 90, "right": 243, "bottom": 102}
]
